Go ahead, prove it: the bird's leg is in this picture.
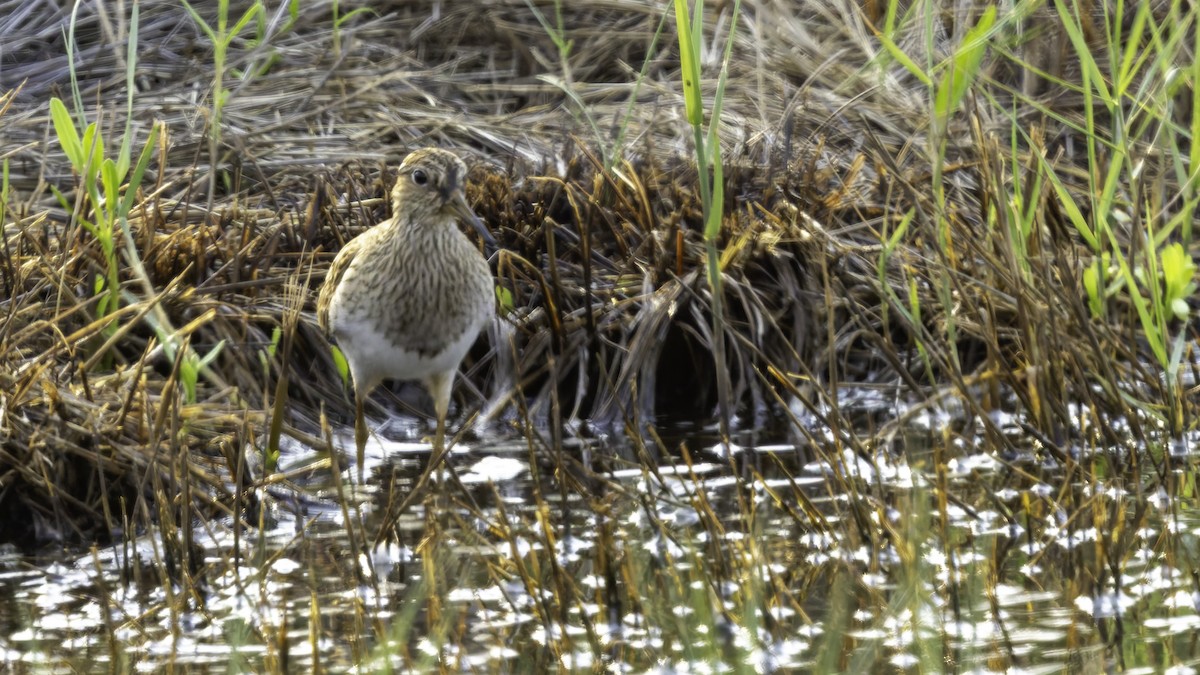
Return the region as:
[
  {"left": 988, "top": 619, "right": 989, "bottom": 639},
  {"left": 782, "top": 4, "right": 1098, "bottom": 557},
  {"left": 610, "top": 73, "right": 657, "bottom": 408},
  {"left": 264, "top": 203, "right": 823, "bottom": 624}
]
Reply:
[
  {"left": 378, "top": 372, "right": 453, "bottom": 523},
  {"left": 428, "top": 371, "right": 453, "bottom": 520},
  {"left": 428, "top": 370, "right": 453, "bottom": 458},
  {"left": 355, "top": 391, "right": 367, "bottom": 484},
  {"left": 374, "top": 370, "right": 485, "bottom": 545}
]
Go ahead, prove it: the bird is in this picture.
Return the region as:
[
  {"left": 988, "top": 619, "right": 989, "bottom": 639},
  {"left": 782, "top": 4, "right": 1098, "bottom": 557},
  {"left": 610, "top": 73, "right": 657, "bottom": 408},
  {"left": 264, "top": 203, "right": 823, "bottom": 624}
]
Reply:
[{"left": 317, "top": 148, "right": 494, "bottom": 482}]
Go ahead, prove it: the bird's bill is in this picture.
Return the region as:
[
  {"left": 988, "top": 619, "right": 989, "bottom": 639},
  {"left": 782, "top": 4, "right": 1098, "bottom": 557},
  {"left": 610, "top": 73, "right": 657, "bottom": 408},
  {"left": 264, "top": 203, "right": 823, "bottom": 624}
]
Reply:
[{"left": 450, "top": 191, "right": 496, "bottom": 246}]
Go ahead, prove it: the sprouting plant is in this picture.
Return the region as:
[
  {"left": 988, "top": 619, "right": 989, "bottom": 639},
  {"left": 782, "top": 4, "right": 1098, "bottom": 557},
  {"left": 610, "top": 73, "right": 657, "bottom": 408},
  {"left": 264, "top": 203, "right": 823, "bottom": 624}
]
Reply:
[
  {"left": 180, "top": 0, "right": 263, "bottom": 208},
  {"left": 1157, "top": 243, "right": 1197, "bottom": 321},
  {"left": 524, "top": 0, "right": 611, "bottom": 165},
  {"left": 181, "top": 338, "right": 227, "bottom": 406},
  {"left": 50, "top": 99, "right": 119, "bottom": 326},
  {"left": 49, "top": 99, "right": 160, "bottom": 335},
  {"left": 48, "top": 3, "right": 155, "bottom": 348},
  {"left": 672, "top": 0, "right": 741, "bottom": 446},
  {"left": 51, "top": 2, "right": 228, "bottom": 401},
  {"left": 331, "top": 0, "right": 376, "bottom": 56},
  {"left": 1082, "top": 253, "right": 1119, "bottom": 319},
  {"left": 523, "top": 1, "right": 670, "bottom": 173}
]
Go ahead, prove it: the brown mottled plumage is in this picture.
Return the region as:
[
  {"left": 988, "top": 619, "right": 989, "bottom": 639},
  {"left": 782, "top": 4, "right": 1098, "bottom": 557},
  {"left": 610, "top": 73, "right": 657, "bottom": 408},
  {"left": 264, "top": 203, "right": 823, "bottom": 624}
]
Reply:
[{"left": 317, "top": 148, "right": 494, "bottom": 481}]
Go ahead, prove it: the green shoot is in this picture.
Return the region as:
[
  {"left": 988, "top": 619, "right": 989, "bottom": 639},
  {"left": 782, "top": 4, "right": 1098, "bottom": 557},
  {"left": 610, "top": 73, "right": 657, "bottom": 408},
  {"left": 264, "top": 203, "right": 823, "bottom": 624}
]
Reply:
[
  {"left": 180, "top": 0, "right": 263, "bottom": 209},
  {"left": 672, "top": 0, "right": 741, "bottom": 447}
]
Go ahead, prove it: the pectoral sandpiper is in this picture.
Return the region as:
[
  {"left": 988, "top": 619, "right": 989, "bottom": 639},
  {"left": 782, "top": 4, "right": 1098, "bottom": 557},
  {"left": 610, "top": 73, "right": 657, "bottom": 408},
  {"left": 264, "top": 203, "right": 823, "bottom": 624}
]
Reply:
[{"left": 317, "top": 148, "right": 494, "bottom": 482}]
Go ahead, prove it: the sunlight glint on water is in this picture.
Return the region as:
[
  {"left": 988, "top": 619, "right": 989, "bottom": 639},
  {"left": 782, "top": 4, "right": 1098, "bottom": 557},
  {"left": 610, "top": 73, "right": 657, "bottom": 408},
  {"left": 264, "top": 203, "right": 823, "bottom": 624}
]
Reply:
[{"left": 0, "top": 417, "right": 1198, "bottom": 671}]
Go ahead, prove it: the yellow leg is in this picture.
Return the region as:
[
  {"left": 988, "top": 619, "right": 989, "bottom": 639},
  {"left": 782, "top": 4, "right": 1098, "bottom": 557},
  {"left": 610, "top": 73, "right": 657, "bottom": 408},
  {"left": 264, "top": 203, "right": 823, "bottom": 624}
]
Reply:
[
  {"left": 426, "top": 370, "right": 453, "bottom": 456},
  {"left": 372, "top": 370, "right": 460, "bottom": 545},
  {"left": 355, "top": 392, "right": 367, "bottom": 484}
]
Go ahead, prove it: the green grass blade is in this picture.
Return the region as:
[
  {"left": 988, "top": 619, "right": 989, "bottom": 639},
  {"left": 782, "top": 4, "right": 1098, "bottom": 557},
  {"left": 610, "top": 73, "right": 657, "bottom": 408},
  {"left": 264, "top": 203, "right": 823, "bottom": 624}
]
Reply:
[
  {"left": 1041, "top": 159, "right": 1099, "bottom": 251},
  {"left": 81, "top": 122, "right": 104, "bottom": 185},
  {"left": 704, "top": 0, "right": 740, "bottom": 163},
  {"left": 1115, "top": 1, "right": 1148, "bottom": 97},
  {"left": 1105, "top": 230, "right": 1166, "bottom": 367},
  {"left": 673, "top": 0, "right": 703, "bottom": 126},
  {"left": 607, "top": 6, "right": 669, "bottom": 170},
  {"left": 333, "top": 7, "right": 375, "bottom": 28},
  {"left": 120, "top": 122, "right": 160, "bottom": 216},
  {"left": 704, "top": 137, "right": 724, "bottom": 241},
  {"left": 332, "top": 346, "right": 350, "bottom": 388},
  {"left": 117, "top": 2, "right": 141, "bottom": 182},
  {"left": 933, "top": 5, "right": 995, "bottom": 123},
  {"left": 230, "top": 3, "right": 263, "bottom": 40},
  {"left": 1053, "top": 0, "right": 1112, "bottom": 103},
  {"left": 879, "top": 34, "right": 932, "bottom": 87},
  {"left": 101, "top": 158, "right": 119, "bottom": 221},
  {"left": 180, "top": 0, "right": 219, "bottom": 43},
  {"left": 66, "top": 1, "right": 84, "bottom": 123}
]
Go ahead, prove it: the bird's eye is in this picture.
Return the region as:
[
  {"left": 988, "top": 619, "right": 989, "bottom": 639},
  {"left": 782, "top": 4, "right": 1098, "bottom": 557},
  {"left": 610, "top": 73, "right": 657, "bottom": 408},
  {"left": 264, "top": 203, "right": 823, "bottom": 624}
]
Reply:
[{"left": 411, "top": 169, "right": 429, "bottom": 186}]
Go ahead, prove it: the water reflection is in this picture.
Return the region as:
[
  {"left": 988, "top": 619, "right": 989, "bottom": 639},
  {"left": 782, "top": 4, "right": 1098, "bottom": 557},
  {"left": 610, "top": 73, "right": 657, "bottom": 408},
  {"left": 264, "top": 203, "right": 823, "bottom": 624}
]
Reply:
[{"left": 0, "top": 414, "right": 1198, "bottom": 672}]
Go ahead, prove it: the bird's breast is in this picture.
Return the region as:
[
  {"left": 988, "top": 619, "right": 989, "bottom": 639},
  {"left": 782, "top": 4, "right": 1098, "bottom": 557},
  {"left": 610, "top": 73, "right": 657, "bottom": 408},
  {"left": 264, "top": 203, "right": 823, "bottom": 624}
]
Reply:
[{"left": 328, "top": 226, "right": 492, "bottom": 360}]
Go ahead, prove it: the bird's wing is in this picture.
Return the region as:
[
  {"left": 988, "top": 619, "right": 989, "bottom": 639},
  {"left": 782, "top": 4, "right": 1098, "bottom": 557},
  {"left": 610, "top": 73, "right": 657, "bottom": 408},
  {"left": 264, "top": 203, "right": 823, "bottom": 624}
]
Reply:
[{"left": 316, "top": 234, "right": 365, "bottom": 340}]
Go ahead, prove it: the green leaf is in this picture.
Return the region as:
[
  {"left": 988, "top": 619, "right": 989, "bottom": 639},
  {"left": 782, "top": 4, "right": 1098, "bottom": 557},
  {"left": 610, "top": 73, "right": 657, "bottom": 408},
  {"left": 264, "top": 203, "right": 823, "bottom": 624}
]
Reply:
[
  {"left": 96, "top": 293, "right": 111, "bottom": 320},
  {"left": 49, "top": 184, "right": 70, "bottom": 211},
  {"left": 1042, "top": 162, "right": 1098, "bottom": 251},
  {"left": 1052, "top": 0, "right": 1111, "bottom": 102},
  {"left": 331, "top": 345, "right": 350, "bottom": 387},
  {"left": 101, "top": 158, "right": 119, "bottom": 221},
  {"left": 495, "top": 285, "right": 515, "bottom": 315},
  {"left": 1083, "top": 261, "right": 1103, "bottom": 318},
  {"left": 49, "top": 98, "right": 84, "bottom": 171},
  {"left": 1171, "top": 298, "right": 1190, "bottom": 321},
  {"left": 1105, "top": 232, "right": 1166, "bottom": 367},
  {"left": 81, "top": 122, "right": 104, "bottom": 179},
  {"left": 887, "top": 209, "right": 915, "bottom": 253},
  {"left": 1160, "top": 243, "right": 1196, "bottom": 301},
  {"left": 268, "top": 326, "right": 282, "bottom": 359},
  {"left": 1115, "top": 1, "right": 1148, "bottom": 97},
  {"left": 197, "top": 340, "right": 226, "bottom": 370},
  {"left": 704, "top": 137, "right": 724, "bottom": 242},
  {"left": 181, "top": 362, "right": 199, "bottom": 403},
  {"left": 704, "top": 0, "right": 739, "bottom": 169},
  {"left": 334, "top": 6, "right": 376, "bottom": 28},
  {"left": 117, "top": 3, "right": 140, "bottom": 183}
]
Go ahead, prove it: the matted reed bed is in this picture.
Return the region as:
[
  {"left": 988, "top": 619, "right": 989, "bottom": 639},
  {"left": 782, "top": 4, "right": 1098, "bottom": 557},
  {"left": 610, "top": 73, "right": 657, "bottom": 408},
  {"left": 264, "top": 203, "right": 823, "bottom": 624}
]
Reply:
[
  {"left": 0, "top": 0, "right": 1193, "bottom": 539},
  {"left": 1, "top": 3, "right": 1199, "bottom": 667}
]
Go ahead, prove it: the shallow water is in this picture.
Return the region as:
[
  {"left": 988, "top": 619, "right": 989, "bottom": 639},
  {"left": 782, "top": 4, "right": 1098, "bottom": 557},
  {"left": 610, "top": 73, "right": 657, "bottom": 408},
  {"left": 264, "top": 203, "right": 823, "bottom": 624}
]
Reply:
[{"left": 1, "top": 400, "right": 1199, "bottom": 672}]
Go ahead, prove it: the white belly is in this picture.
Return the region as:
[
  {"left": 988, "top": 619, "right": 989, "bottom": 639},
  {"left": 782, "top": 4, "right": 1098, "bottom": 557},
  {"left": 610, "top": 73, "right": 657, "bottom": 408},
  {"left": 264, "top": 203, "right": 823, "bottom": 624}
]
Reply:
[{"left": 335, "top": 314, "right": 484, "bottom": 394}]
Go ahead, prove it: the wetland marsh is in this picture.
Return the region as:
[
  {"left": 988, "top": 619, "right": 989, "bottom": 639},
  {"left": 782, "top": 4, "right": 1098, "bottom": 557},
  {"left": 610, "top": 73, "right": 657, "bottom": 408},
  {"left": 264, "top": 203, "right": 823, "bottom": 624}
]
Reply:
[{"left": 1, "top": 0, "right": 1199, "bottom": 671}]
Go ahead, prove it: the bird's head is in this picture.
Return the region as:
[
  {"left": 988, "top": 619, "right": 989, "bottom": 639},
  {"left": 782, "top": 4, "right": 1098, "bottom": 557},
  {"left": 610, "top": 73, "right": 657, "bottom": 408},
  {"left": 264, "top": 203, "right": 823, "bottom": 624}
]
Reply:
[{"left": 392, "top": 148, "right": 494, "bottom": 245}]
